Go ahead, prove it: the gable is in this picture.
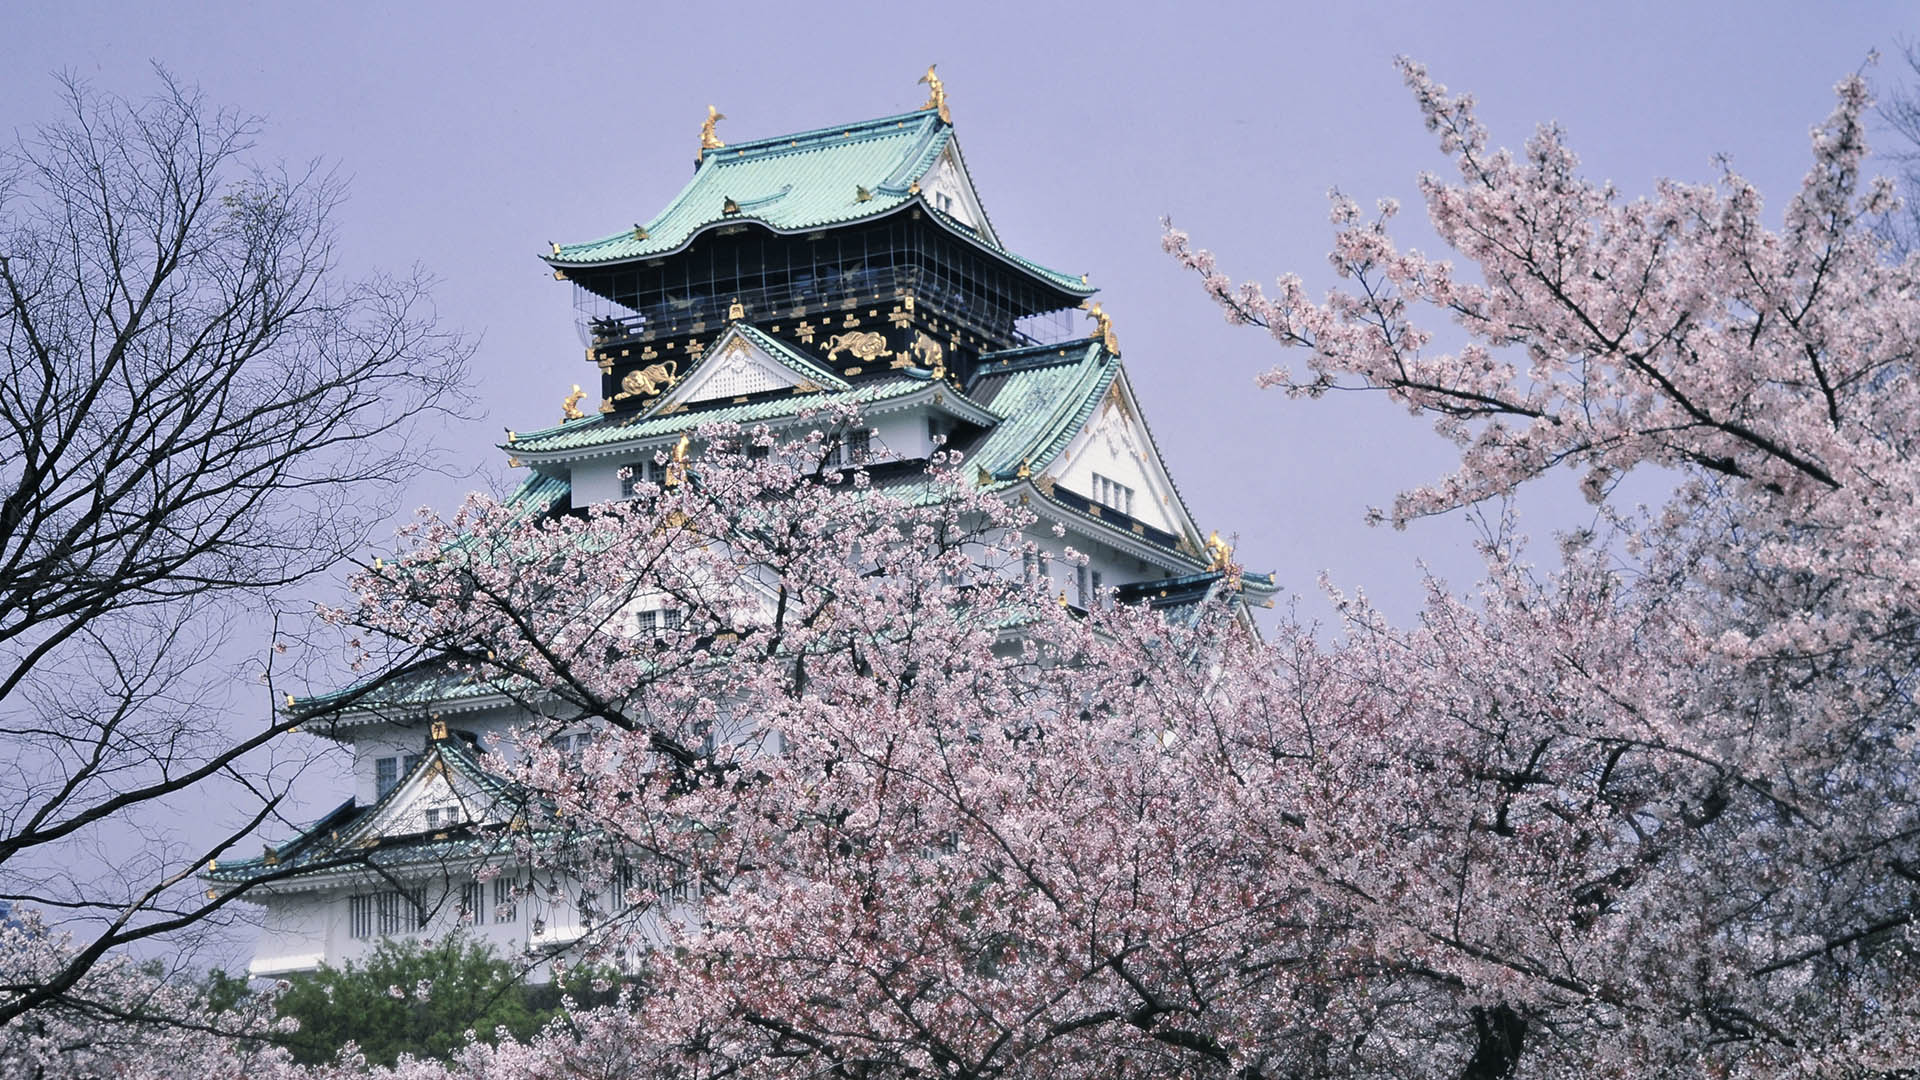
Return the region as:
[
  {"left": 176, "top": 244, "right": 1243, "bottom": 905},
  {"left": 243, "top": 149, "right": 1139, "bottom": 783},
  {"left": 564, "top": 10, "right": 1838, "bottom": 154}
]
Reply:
[
  {"left": 917, "top": 143, "right": 998, "bottom": 245},
  {"left": 1044, "top": 377, "right": 1197, "bottom": 542},
  {"left": 345, "top": 748, "right": 513, "bottom": 846},
  {"left": 649, "top": 325, "right": 846, "bottom": 414}
]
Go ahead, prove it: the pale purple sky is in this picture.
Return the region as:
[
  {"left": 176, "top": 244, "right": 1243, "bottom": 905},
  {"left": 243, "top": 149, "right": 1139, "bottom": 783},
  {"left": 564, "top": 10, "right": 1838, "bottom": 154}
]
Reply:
[{"left": 4, "top": 0, "right": 1912, "bottom": 619}]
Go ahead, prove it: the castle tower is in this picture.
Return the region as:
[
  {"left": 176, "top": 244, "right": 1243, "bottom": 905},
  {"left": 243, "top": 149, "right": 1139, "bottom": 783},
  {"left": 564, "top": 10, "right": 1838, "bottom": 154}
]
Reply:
[{"left": 210, "top": 85, "right": 1274, "bottom": 978}]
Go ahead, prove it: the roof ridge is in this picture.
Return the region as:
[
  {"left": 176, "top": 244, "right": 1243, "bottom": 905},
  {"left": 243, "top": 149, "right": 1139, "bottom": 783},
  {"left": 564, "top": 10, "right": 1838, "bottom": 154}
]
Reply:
[{"left": 716, "top": 109, "right": 942, "bottom": 157}]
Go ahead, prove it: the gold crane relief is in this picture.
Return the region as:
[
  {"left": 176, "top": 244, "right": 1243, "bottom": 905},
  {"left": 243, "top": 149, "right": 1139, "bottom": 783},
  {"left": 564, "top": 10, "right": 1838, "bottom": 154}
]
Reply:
[
  {"left": 615, "top": 361, "right": 680, "bottom": 402},
  {"left": 823, "top": 331, "right": 890, "bottom": 363}
]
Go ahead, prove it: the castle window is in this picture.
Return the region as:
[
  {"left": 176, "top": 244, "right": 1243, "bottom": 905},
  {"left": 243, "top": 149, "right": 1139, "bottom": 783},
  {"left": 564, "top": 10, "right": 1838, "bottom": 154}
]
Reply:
[
  {"left": 623, "top": 457, "right": 669, "bottom": 495},
  {"left": 637, "top": 608, "right": 682, "bottom": 636},
  {"left": 374, "top": 753, "right": 421, "bottom": 799},
  {"left": 493, "top": 878, "right": 518, "bottom": 923},
  {"left": 1091, "top": 473, "right": 1134, "bottom": 517},
  {"left": 614, "top": 862, "right": 640, "bottom": 909},
  {"left": 825, "top": 430, "right": 870, "bottom": 468},
  {"left": 350, "top": 888, "right": 425, "bottom": 939},
  {"left": 375, "top": 888, "right": 425, "bottom": 935},
  {"left": 461, "top": 880, "right": 487, "bottom": 925}
]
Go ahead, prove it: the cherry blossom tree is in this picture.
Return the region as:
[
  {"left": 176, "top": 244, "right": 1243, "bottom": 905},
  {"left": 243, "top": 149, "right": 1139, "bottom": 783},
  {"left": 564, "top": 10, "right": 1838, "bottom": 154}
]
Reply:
[
  {"left": 1160, "top": 58, "right": 1920, "bottom": 1076},
  {"left": 318, "top": 57, "right": 1920, "bottom": 1074},
  {"left": 0, "top": 910, "right": 292, "bottom": 1078},
  {"left": 22, "top": 56, "right": 1916, "bottom": 1080},
  {"left": 338, "top": 423, "right": 1369, "bottom": 1079}
]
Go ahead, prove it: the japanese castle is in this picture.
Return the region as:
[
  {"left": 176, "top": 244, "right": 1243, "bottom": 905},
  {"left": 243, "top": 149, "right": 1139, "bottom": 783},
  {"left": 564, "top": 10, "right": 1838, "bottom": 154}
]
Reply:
[{"left": 210, "top": 73, "right": 1275, "bottom": 978}]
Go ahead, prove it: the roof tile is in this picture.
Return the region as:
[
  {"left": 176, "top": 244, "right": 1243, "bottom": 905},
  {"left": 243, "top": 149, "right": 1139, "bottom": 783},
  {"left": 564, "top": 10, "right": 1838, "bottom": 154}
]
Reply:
[{"left": 548, "top": 110, "right": 1089, "bottom": 294}]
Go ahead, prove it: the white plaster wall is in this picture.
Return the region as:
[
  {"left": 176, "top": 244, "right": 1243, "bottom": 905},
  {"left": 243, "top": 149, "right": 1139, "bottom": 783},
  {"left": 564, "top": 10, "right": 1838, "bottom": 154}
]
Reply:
[
  {"left": 345, "top": 710, "right": 528, "bottom": 805},
  {"left": 570, "top": 461, "right": 625, "bottom": 506},
  {"left": 870, "top": 409, "right": 932, "bottom": 461},
  {"left": 256, "top": 858, "right": 712, "bottom": 981},
  {"left": 1051, "top": 396, "right": 1181, "bottom": 535},
  {"left": 350, "top": 727, "right": 434, "bottom": 807},
  {"left": 249, "top": 892, "right": 334, "bottom": 975},
  {"left": 1033, "top": 523, "right": 1174, "bottom": 609}
]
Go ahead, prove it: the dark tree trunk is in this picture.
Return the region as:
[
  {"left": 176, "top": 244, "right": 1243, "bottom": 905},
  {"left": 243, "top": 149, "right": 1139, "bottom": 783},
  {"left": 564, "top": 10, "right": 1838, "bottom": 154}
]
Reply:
[{"left": 1460, "top": 1004, "right": 1526, "bottom": 1080}]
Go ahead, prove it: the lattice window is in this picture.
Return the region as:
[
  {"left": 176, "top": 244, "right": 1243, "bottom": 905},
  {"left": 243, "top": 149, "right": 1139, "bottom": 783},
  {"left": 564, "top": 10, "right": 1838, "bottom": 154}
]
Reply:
[
  {"left": 461, "top": 880, "right": 487, "bottom": 925},
  {"left": 1091, "top": 473, "right": 1135, "bottom": 517},
  {"left": 826, "top": 430, "right": 871, "bottom": 468},
  {"left": 374, "top": 753, "right": 421, "bottom": 798},
  {"left": 349, "top": 894, "right": 374, "bottom": 940}
]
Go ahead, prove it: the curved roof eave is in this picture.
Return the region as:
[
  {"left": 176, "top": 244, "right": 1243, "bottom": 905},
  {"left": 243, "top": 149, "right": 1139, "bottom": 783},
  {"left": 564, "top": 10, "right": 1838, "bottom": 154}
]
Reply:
[{"left": 544, "top": 201, "right": 1095, "bottom": 300}]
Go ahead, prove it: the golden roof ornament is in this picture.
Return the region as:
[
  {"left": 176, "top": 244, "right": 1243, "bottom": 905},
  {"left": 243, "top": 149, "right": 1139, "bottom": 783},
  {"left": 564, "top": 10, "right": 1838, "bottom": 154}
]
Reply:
[
  {"left": 1204, "top": 531, "right": 1234, "bottom": 571},
  {"left": 1083, "top": 301, "right": 1121, "bottom": 355},
  {"left": 917, "top": 65, "right": 951, "bottom": 124},
  {"left": 727, "top": 297, "right": 745, "bottom": 321},
  {"left": 666, "top": 433, "right": 691, "bottom": 487},
  {"left": 561, "top": 384, "right": 586, "bottom": 421},
  {"left": 431, "top": 719, "right": 449, "bottom": 741},
  {"left": 698, "top": 105, "right": 726, "bottom": 164}
]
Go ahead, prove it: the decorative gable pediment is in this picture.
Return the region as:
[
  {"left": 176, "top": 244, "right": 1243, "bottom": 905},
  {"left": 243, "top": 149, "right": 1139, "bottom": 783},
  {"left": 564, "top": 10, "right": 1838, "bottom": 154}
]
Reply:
[
  {"left": 649, "top": 325, "right": 846, "bottom": 415},
  {"left": 345, "top": 746, "right": 513, "bottom": 847},
  {"left": 917, "top": 144, "right": 998, "bottom": 246},
  {"left": 1046, "top": 377, "right": 1198, "bottom": 543}
]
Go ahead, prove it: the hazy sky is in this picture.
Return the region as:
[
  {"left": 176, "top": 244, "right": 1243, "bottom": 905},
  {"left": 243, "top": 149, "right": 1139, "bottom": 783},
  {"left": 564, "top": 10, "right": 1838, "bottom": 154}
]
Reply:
[{"left": 4, "top": 0, "right": 1913, "bottom": 622}]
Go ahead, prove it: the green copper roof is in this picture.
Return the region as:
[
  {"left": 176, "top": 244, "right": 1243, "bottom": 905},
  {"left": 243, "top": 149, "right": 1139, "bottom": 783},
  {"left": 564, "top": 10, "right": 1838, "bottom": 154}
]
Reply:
[
  {"left": 206, "top": 739, "right": 524, "bottom": 885},
  {"left": 546, "top": 109, "right": 1091, "bottom": 296},
  {"left": 963, "top": 339, "right": 1117, "bottom": 485},
  {"left": 291, "top": 659, "right": 535, "bottom": 719},
  {"left": 504, "top": 471, "right": 572, "bottom": 517}
]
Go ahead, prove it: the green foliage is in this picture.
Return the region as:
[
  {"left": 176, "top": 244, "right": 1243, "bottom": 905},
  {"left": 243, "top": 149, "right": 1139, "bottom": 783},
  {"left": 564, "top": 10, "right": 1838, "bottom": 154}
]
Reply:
[
  {"left": 198, "top": 967, "right": 254, "bottom": 1016},
  {"left": 273, "top": 933, "right": 546, "bottom": 1067}
]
